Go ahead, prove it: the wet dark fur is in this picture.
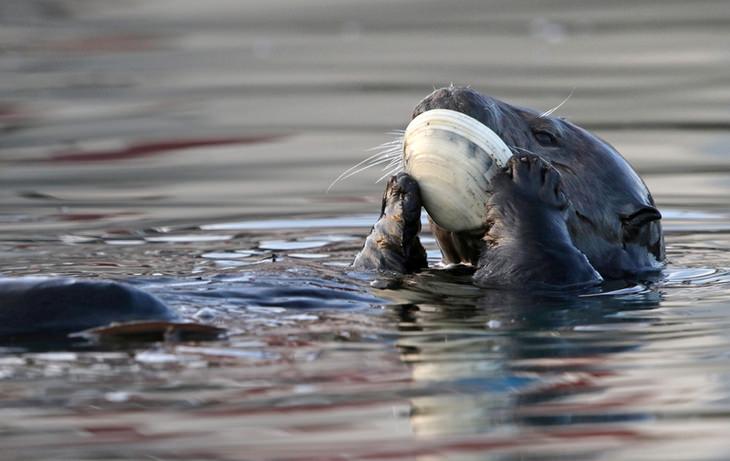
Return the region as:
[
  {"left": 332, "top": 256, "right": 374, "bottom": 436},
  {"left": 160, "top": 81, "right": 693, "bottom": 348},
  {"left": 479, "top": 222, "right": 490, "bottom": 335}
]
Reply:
[
  {"left": 353, "top": 87, "right": 664, "bottom": 289},
  {"left": 0, "top": 278, "right": 176, "bottom": 338}
]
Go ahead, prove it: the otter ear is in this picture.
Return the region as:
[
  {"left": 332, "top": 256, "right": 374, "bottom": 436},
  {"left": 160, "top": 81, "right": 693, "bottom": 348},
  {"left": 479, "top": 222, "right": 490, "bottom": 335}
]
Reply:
[{"left": 621, "top": 206, "right": 661, "bottom": 242}]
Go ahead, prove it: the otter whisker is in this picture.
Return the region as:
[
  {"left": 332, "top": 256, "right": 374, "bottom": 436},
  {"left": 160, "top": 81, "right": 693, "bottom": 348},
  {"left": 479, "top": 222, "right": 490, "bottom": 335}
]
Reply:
[
  {"left": 386, "top": 129, "right": 405, "bottom": 137},
  {"left": 377, "top": 156, "right": 405, "bottom": 180},
  {"left": 367, "top": 139, "right": 402, "bottom": 153},
  {"left": 376, "top": 165, "right": 404, "bottom": 184},
  {"left": 327, "top": 133, "right": 405, "bottom": 192},
  {"left": 381, "top": 156, "right": 403, "bottom": 171},
  {"left": 327, "top": 151, "right": 395, "bottom": 192},
  {"left": 371, "top": 148, "right": 401, "bottom": 160},
  {"left": 333, "top": 155, "right": 401, "bottom": 186},
  {"left": 540, "top": 88, "right": 575, "bottom": 118},
  {"left": 327, "top": 160, "right": 381, "bottom": 192}
]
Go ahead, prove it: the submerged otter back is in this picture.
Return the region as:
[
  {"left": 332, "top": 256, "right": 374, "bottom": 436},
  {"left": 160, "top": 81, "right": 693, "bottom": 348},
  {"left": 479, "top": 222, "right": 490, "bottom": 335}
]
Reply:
[{"left": 0, "top": 277, "right": 177, "bottom": 337}]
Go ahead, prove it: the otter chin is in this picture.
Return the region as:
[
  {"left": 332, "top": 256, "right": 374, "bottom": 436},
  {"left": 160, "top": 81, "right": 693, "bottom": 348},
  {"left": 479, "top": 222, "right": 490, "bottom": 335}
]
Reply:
[{"left": 353, "top": 86, "right": 664, "bottom": 289}]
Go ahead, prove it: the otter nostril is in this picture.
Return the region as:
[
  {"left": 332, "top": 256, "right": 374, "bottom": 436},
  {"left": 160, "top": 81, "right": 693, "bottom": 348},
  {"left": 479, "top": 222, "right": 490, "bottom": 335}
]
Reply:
[{"left": 621, "top": 206, "right": 662, "bottom": 242}]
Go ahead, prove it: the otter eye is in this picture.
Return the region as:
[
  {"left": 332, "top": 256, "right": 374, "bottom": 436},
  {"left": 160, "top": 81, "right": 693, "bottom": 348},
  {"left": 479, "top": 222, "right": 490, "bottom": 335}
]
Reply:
[{"left": 534, "top": 130, "right": 558, "bottom": 146}]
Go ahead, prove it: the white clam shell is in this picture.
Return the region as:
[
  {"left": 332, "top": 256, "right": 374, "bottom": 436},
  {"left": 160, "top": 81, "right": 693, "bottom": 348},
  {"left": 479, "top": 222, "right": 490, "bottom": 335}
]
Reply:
[{"left": 403, "top": 109, "right": 513, "bottom": 232}]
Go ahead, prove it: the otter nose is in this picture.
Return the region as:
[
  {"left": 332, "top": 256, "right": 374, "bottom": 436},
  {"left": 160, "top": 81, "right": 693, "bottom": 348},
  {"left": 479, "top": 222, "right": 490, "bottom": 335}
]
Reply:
[{"left": 411, "top": 86, "right": 502, "bottom": 131}]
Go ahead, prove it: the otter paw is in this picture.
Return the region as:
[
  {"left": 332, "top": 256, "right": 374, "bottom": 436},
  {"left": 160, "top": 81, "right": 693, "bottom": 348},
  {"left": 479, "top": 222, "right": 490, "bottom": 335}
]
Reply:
[
  {"left": 505, "top": 154, "right": 567, "bottom": 209},
  {"left": 353, "top": 172, "right": 427, "bottom": 273},
  {"left": 382, "top": 172, "right": 422, "bottom": 223}
]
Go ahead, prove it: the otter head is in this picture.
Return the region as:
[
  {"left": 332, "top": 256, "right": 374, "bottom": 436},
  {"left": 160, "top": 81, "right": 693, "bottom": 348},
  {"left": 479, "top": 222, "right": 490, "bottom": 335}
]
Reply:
[{"left": 404, "top": 86, "right": 664, "bottom": 278}]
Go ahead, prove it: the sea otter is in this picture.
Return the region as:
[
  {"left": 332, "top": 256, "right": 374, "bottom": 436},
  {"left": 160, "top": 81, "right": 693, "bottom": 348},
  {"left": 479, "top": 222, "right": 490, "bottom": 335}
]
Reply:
[{"left": 354, "top": 86, "right": 664, "bottom": 289}]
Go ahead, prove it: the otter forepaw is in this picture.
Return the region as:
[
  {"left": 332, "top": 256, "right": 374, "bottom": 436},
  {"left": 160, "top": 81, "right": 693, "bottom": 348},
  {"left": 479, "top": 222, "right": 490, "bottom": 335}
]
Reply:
[
  {"left": 382, "top": 172, "right": 422, "bottom": 226},
  {"left": 477, "top": 154, "right": 602, "bottom": 289},
  {"left": 505, "top": 154, "right": 568, "bottom": 210},
  {"left": 352, "top": 173, "right": 427, "bottom": 273}
]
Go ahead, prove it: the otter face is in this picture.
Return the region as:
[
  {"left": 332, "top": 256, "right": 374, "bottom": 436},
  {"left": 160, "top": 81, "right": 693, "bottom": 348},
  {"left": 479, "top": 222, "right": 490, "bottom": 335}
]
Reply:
[{"left": 408, "top": 87, "right": 664, "bottom": 278}]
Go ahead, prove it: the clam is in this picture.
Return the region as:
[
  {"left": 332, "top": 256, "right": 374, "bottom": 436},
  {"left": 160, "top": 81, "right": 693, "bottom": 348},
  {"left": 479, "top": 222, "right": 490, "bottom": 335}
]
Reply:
[{"left": 403, "top": 109, "right": 513, "bottom": 232}]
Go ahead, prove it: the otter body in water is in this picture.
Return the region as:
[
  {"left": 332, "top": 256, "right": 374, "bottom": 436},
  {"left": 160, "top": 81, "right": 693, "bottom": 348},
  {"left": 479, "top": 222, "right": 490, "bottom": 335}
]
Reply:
[
  {"left": 354, "top": 87, "right": 664, "bottom": 289},
  {"left": 0, "top": 277, "right": 177, "bottom": 339}
]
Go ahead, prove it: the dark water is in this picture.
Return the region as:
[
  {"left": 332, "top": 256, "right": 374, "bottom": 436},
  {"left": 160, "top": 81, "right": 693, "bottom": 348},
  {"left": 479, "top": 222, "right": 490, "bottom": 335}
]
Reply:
[{"left": 2, "top": 0, "right": 730, "bottom": 459}]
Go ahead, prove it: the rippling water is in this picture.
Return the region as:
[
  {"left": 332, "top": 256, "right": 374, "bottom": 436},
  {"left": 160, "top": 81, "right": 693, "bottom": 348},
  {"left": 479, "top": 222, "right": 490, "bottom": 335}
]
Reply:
[{"left": 2, "top": 0, "right": 730, "bottom": 459}]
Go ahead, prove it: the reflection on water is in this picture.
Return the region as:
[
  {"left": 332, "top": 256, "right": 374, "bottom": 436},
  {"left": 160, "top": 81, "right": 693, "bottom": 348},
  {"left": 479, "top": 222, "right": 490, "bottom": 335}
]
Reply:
[
  {"left": 2, "top": 0, "right": 730, "bottom": 459},
  {"left": 1, "top": 211, "right": 730, "bottom": 459}
]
